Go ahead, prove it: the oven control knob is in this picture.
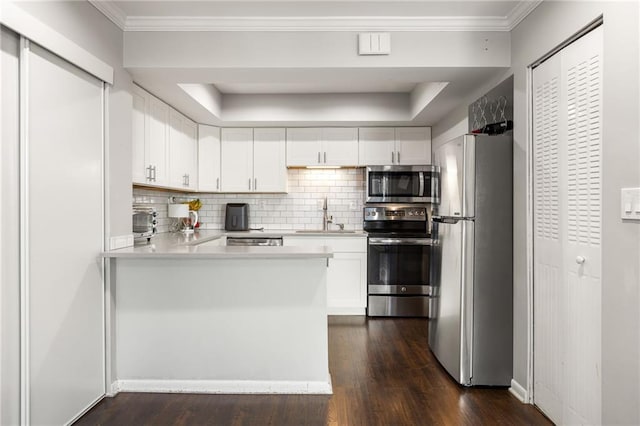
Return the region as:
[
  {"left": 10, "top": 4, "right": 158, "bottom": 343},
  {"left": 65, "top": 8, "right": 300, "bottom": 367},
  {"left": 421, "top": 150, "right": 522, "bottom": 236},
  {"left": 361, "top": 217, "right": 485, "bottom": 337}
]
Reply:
[{"left": 401, "top": 286, "right": 407, "bottom": 293}]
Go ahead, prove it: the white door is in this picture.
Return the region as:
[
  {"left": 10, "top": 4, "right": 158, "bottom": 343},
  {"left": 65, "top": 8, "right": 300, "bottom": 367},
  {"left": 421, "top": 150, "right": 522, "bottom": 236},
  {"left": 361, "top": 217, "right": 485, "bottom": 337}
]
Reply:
[
  {"left": 322, "top": 127, "right": 359, "bottom": 166},
  {"left": 183, "top": 117, "right": 198, "bottom": 190},
  {"left": 286, "top": 127, "right": 322, "bottom": 166},
  {"left": 533, "top": 26, "right": 602, "bottom": 425},
  {"left": 147, "top": 95, "right": 169, "bottom": 186},
  {"left": 26, "top": 42, "right": 105, "bottom": 425},
  {"left": 395, "top": 127, "right": 431, "bottom": 165},
  {"left": 168, "top": 108, "right": 187, "bottom": 189},
  {"left": 198, "top": 125, "right": 221, "bottom": 192},
  {"left": 221, "top": 128, "right": 253, "bottom": 192},
  {"left": 131, "top": 85, "right": 148, "bottom": 184},
  {"left": 358, "top": 127, "right": 395, "bottom": 165},
  {"left": 253, "top": 128, "right": 286, "bottom": 192},
  {"left": 326, "top": 253, "right": 366, "bottom": 311}
]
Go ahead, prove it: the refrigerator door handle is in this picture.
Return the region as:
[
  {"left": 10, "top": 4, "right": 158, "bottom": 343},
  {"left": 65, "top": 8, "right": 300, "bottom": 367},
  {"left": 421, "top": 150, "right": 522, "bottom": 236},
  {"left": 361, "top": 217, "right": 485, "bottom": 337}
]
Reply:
[{"left": 432, "top": 215, "right": 474, "bottom": 224}]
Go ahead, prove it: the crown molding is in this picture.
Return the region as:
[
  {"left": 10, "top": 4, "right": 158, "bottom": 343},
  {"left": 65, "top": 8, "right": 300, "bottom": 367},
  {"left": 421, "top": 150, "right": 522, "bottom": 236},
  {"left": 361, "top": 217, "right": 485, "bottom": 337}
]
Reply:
[
  {"left": 506, "top": 0, "right": 543, "bottom": 31},
  {"left": 90, "top": 1, "right": 543, "bottom": 32},
  {"left": 125, "top": 16, "right": 514, "bottom": 32},
  {"left": 88, "top": 0, "right": 126, "bottom": 31}
]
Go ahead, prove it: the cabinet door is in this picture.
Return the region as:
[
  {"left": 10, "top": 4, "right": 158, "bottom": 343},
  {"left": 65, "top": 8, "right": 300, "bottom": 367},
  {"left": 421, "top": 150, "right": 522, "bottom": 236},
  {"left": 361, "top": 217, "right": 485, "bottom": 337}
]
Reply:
[
  {"left": 147, "top": 95, "right": 169, "bottom": 185},
  {"left": 221, "top": 128, "right": 254, "bottom": 192},
  {"left": 253, "top": 128, "right": 286, "bottom": 192},
  {"left": 322, "top": 127, "right": 359, "bottom": 166},
  {"left": 327, "top": 253, "right": 367, "bottom": 314},
  {"left": 183, "top": 118, "right": 198, "bottom": 190},
  {"left": 168, "top": 109, "right": 187, "bottom": 189},
  {"left": 358, "top": 127, "right": 395, "bottom": 166},
  {"left": 198, "top": 125, "right": 221, "bottom": 192},
  {"left": 395, "top": 127, "right": 431, "bottom": 165},
  {"left": 286, "top": 128, "right": 322, "bottom": 166},
  {"left": 131, "top": 85, "right": 148, "bottom": 184}
]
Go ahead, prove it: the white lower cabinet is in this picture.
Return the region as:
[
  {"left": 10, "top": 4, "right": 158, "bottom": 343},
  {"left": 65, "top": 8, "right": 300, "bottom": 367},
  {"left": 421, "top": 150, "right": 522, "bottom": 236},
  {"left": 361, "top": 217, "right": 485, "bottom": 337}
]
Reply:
[{"left": 283, "top": 236, "right": 367, "bottom": 315}]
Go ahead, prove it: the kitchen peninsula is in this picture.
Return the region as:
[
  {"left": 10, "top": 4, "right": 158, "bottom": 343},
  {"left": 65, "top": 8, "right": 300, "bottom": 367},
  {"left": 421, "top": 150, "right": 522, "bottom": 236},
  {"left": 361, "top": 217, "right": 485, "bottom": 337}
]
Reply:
[{"left": 103, "top": 231, "right": 333, "bottom": 395}]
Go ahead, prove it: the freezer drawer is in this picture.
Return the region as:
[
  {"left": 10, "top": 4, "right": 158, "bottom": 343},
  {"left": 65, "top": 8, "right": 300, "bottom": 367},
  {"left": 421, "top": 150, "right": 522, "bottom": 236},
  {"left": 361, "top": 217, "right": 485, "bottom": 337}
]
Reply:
[{"left": 367, "top": 295, "right": 430, "bottom": 317}]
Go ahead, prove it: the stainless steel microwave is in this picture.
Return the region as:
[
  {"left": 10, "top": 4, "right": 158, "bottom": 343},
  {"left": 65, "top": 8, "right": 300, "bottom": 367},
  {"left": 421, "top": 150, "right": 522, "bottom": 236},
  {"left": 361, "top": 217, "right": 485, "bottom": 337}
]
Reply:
[{"left": 365, "top": 165, "right": 439, "bottom": 204}]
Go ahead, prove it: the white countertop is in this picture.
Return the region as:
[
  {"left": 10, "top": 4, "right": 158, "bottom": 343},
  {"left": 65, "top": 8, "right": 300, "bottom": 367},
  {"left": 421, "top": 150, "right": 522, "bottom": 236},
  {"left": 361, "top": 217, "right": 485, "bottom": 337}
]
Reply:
[{"left": 103, "top": 229, "right": 366, "bottom": 259}]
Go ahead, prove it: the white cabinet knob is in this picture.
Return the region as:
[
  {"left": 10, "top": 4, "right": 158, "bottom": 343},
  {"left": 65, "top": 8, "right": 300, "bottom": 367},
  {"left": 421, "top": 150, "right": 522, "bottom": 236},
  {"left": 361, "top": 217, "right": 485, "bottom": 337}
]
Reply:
[{"left": 576, "top": 256, "right": 586, "bottom": 265}]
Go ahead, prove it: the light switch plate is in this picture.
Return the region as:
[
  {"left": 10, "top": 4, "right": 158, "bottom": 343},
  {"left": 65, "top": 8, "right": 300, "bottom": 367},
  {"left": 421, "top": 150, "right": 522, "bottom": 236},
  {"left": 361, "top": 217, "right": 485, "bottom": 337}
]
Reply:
[{"left": 621, "top": 188, "right": 640, "bottom": 220}]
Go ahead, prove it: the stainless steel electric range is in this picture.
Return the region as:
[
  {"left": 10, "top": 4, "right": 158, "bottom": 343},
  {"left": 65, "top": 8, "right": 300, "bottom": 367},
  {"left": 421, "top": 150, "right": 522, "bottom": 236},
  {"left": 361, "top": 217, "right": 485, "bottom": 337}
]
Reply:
[{"left": 364, "top": 204, "right": 433, "bottom": 317}]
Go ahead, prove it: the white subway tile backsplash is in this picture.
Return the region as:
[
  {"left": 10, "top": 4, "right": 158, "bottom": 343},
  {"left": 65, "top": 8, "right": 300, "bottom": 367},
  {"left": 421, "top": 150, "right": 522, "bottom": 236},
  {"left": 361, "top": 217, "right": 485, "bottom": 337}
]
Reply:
[{"left": 133, "top": 168, "right": 365, "bottom": 232}]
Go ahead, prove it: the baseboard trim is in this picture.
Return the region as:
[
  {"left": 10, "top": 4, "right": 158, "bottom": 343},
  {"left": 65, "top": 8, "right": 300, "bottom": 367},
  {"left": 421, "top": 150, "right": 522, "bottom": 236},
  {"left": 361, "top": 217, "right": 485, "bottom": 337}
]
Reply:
[
  {"left": 327, "top": 307, "right": 365, "bottom": 315},
  {"left": 509, "top": 378, "right": 529, "bottom": 403},
  {"left": 113, "top": 378, "right": 333, "bottom": 395}
]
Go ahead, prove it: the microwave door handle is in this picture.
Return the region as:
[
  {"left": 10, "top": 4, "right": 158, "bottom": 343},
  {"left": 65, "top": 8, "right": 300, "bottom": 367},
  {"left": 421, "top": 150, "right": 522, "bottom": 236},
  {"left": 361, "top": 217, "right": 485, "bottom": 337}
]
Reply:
[{"left": 419, "top": 172, "right": 425, "bottom": 196}]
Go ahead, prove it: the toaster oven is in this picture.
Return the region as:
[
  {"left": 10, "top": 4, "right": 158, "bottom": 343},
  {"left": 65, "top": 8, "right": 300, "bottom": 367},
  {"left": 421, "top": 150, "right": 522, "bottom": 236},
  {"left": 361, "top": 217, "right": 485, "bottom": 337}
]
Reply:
[{"left": 132, "top": 206, "right": 157, "bottom": 241}]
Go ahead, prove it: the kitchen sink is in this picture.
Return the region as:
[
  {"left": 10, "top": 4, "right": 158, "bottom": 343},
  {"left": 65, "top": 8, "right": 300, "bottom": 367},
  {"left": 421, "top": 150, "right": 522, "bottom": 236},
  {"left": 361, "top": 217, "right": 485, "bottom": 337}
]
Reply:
[{"left": 295, "top": 230, "right": 357, "bottom": 234}]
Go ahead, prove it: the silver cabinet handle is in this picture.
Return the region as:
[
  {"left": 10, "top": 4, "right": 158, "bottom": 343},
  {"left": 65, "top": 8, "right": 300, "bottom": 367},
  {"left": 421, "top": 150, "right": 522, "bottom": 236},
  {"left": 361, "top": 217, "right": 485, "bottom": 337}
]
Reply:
[
  {"left": 324, "top": 152, "right": 327, "bottom": 163},
  {"left": 151, "top": 166, "right": 157, "bottom": 181},
  {"left": 318, "top": 152, "right": 321, "bottom": 164},
  {"left": 254, "top": 178, "right": 257, "bottom": 191},
  {"left": 391, "top": 151, "right": 394, "bottom": 163},
  {"left": 216, "top": 177, "right": 220, "bottom": 190},
  {"left": 146, "top": 165, "right": 152, "bottom": 181},
  {"left": 248, "top": 178, "right": 252, "bottom": 190},
  {"left": 397, "top": 151, "right": 400, "bottom": 163},
  {"left": 186, "top": 174, "right": 190, "bottom": 186}
]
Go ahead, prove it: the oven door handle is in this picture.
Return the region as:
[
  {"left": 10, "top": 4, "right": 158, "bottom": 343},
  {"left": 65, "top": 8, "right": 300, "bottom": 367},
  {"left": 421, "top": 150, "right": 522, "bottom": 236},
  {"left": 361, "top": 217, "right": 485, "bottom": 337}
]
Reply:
[{"left": 369, "top": 238, "right": 433, "bottom": 246}]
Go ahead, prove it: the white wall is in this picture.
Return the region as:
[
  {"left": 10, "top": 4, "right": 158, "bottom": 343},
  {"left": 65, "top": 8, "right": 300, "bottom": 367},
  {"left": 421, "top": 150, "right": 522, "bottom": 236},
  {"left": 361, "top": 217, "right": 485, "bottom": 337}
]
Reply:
[
  {"left": 433, "top": 1, "right": 640, "bottom": 423},
  {"left": 13, "top": 0, "right": 133, "bottom": 241},
  {"left": 0, "top": 25, "right": 21, "bottom": 426}
]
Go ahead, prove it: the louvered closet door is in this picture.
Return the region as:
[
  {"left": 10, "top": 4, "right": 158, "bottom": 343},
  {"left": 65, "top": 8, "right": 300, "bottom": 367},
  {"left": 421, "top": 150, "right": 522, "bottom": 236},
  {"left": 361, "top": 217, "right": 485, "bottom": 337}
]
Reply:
[
  {"left": 533, "top": 26, "right": 602, "bottom": 425},
  {"left": 533, "top": 51, "right": 564, "bottom": 424}
]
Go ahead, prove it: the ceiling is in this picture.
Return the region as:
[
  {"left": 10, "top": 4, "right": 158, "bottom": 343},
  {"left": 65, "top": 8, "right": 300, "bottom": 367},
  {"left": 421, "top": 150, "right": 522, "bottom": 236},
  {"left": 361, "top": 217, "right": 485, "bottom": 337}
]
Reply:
[{"left": 91, "top": 1, "right": 540, "bottom": 126}]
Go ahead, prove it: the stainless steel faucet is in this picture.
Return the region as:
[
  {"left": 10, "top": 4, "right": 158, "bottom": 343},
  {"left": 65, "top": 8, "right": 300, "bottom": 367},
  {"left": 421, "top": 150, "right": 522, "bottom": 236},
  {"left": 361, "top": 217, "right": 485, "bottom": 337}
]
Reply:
[{"left": 322, "top": 196, "right": 333, "bottom": 231}]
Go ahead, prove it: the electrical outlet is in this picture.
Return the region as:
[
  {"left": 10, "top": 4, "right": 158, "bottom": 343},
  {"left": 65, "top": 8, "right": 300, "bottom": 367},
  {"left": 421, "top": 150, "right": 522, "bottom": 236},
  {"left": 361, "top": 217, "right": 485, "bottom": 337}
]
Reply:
[
  {"left": 260, "top": 200, "right": 267, "bottom": 209},
  {"left": 317, "top": 199, "right": 324, "bottom": 209},
  {"left": 349, "top": 201, "right": 358, "bottom": 210}
]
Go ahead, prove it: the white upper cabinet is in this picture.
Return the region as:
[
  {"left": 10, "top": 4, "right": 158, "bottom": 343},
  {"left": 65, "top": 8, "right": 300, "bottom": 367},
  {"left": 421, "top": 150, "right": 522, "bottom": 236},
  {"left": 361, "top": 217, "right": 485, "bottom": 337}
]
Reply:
[
  {"left": 131, "top": 85, "right": 170, "bottom": 186},
  {"left": 286, "top": 127, "right": 358, "bottom": 167},
  {"left": 286, "top": 128, "right": 322, "bottom": 166},
  {"left": 322, "top": 128, "right": 359, "bottom": 166},
  {"left": 131, "top": 85, "right": 148, "bottom": 184},
  {"left": 132, "top": 84, "right": 198, "bottom": 190},
  {"left": 395, "top": 127, "right": 431, "bottom": 165},
  {"left": 358, "top": 127, "right": 396, "bottom": 165},
  {"left": 169, "top": 109, "right": 198, "bottom": 191},
  {"left": 198, "top": 125, "right": 221, "bottom": 192},
  {"left": 146, "top": 96, "right": 170, "bottom": 186},
  {"left": 253, "top": 128, "right": 287, "bottom": 192},
  {"left": 359, "top": 127, "right": 431, "bottom": 165},
  {"left": 221, "top": 128, "right": 254, "bottom": 192},
  {"left": 221, "top": 128, "right": 286, "bottom": 193}
]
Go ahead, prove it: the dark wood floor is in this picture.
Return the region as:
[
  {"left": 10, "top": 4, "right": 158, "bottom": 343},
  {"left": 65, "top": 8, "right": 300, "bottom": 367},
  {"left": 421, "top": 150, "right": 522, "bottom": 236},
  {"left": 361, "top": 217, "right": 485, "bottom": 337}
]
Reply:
[{"left": 75, "top": 316, "right": 551, "bottom": 426}]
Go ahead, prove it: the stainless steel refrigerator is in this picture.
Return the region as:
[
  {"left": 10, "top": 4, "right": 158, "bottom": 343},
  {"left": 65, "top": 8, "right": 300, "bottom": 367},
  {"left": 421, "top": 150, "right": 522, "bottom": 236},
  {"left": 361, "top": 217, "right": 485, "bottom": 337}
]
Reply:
[{"left": 428, "top": 133, "right": 513, "bottom": 386}]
